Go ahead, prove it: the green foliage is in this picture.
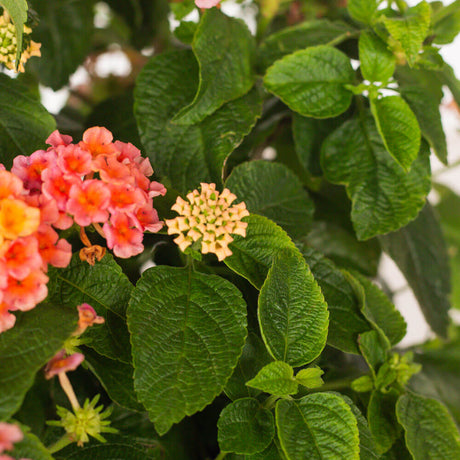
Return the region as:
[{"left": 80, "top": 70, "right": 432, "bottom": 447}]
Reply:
[
  {"left": 246, "top": 361, "right": 298, "bottom": 396},
  {"left": 0, "top": 0, "right": 28, "bottom": 65},
  {"left": 359, "top": 31, "right": 395, "bottom": 83},
  {"left": 8, "top": 423, "right": 53, "bottom": 460},
  {"left": 348, "top": 0, "right": 378, "bottom": 24}
]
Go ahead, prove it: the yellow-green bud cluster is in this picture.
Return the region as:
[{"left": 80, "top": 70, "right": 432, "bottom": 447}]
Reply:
[
  {"left": 0, "top": 11, "right": 41, "bottom": 72},
  {"left": 166, "top": 183, "right": 249, "bottom": 261}
]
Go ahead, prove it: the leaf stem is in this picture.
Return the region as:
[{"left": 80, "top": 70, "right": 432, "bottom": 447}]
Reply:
[
  {"left": 326, "top": 31, "right": 360, "bottom": 48},
  {"left": 313, "top": 377, "right": 354, "bottom": 392},
  {"left": 263, "top": 394, "right": 281, "bottom": 410},
  {"left": 47, "top": 434, "right": 73, "bottom": 454},
  {"left": 214, "top": 452, "right": 227, "bottom": 460}
]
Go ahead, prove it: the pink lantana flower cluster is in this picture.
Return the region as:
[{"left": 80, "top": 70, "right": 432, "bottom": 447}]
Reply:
[
  {"left": 12, "top": 127, "right": 166, "bottom": 259},
  {"left": 0, "top": 167, "right": 72, "bottom": 334},
  {"left": 0, "top": 422, "right": 30, "bottom": 460}
]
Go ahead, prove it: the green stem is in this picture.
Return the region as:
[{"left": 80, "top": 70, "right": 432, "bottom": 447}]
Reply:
[
  {"left": 314, "top": 378, "right": 354, "bottom": 392},
  {"left": 47, "top": 434, "right": 73, "bottom": 454},
  {"left": 326, "top": 31, "right": 360, "bottom": 47},
  {"left": 394, "top": 0, "right": 407, "bottom": 13},
  {"left": 263, "top": 394, "right": 281, "bottom": 410},
  {"left": 215, "top": 452, "right": 227, "bottom": 460}
]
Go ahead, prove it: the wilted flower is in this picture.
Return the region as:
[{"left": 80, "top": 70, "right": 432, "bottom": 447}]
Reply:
[{"left": 45, "top": 350, "right": 85, "bottom": 379}]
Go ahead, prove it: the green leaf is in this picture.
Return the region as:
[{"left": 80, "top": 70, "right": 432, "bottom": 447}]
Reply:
[
  {"left": 224, "top": 442, "right": 284, "bottom": 460},
  {"left": 258, "top": 20, "right": 356, "bottom": 70},
  {"left": 264, "top": 45, "right": 354, "bottom": 119},
  {"left": 8, "top": 423, "right": 53, "bottom": 460},
  {"left": 400, "top": 85, "right": 448, "bottom": 165},
  {"left": 368, "top": 389, "right": 401, "bottom": 454},
  {"left": 348, "top": 0, "right": 378, "bottom": 24},
  {"left": 258, "top": 248, "right": 329, "bottom": 367},
  {"left": 225, "top": 214, "right": 297, "bottom": 289},
  {"left": 433, "top": 0, "right": 460, "bottom": 44},
  {"left": 383, "top": 1, "right": 431, "bottom": 67},
  {"left": 218, "top": 398, "right": 275, "bottom": 455},
  {"left": 128, "top": 266, "right": 247, "bottom": 435},
  {"left": 0, "top": 74, "right": 56, "bottom": 169},
  {"left": 134, "top": 50, "right": 262, "bottom": 194},
  {"left": 0, "top": 303, "right": 77, "bottom": 420},
  {"left": 300, "top": 246, "right": 371, "bottom": 354},
  {"left": 276, "top": 393, "right": 360, "bottom": 460},
  {"left": 295, "top": 366, "right": 324, "bottom": 389},
  {"left": 359, "top": 31, "right": 396, "bottom": 83},
  {"left": 370, "top": 95, "right": 420, "bottom": 171},
  {"left": 379, "top": 203, "right": 451, "bottom": 337},
  {"left": 0, "top": 0, "right": 28, "bottom": 67},
  {"left": 246, "top": 361, "right": 298, "bottom": 396},
  {"left": 225, "top": 332, "right": 273, "bottom": 401},
  {"left": 172, "top": 9, "right": 255, "bottom": 125},
  {"left": 225, "top": 160, "right": 314, "bottom": 239},
  {"left": 321, "top": 113, "right": 431, "bottom": 240},
  {"left": 29, "top": 0, "right": 94, "bottom": 90},
  {"left": 358, "top": 330, "right": 390, "bottom": 377},
  {"left": 397, "top": 392, "right": 460, "bottom": 459}
]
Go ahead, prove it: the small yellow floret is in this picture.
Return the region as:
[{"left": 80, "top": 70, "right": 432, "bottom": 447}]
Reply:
[{"left": 0, "top": 198, "right": 40, "bottom": 240}]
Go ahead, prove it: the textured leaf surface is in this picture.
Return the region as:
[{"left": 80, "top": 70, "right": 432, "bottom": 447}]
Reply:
[
  {"left": 321, "top": 113, "right": 431, "bottom": 240},
  {"left": 358, "top": 330, "right": 389, "bottom": 376},
  {"left": 173, "top": 8, "right": 255, "bottom": 125},
  {"left": 225, "top": 161, "right": 314, "bottom": 239},
  {"left": 0, "top": 304, "right": 77, "bottom": 420},
  {"left": 264, "top": 46, "right": 354, "bottom": 119},
  {"left": 30, "top": 0, "right": 94, "bottom": 89},
  {"left": 0, "top": 74, "right": 56, "bottom": 169},
  {"left": 246, "top": 361, "right": 298, "bottom": 396},
  {"left": 371, "top": 96, "right": 420, "bottom": 171},
  {"left": 134, "top": 50, "right": 262, "bottom": 194},
  {"left": 348, "top": 0, "right": 378, "bottom": 24},
  {"left": 259, "top": 248, "right": 328, "bottom": 367},
  {"left": 380, "top": 203, "right": 451, "bottom": 337},
  {"left": 0, "top": 0, "right": 28, "bottom": 65},
  {"left": 301, "top": 246, "right": 371, "bottom": 354},
  {"left": 218, "top": 398, "right": 275, "bottom": 455},
  {"left": 276, "top": 393, "right": 360, "bottom": 460},
  {"left": 225, "top": 214, "right": 296, "bottom": 289},
  {"left": 397, "top": 392, "right": 460, "bottom": 459},
  {"left": 359, "top": 31, "right": 395, "bottom": 83},
  {"left": 128, "top": 266, "right": 247, "bottom": 435}
]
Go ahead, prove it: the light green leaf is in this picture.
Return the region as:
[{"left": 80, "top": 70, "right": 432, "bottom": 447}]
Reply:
[
  {"left": 321, "top": 113, "right": 431, "bottom": 240},
  {"left": 359, "top": 31, "right": 395, "bottom": 83},
  {"left": 348, "top": 0, "right": 378, "bottom": 24},
  {"left": 0, "top": 304, "right": 77, "bottom": 420},
  {"left": 8, "top": 423, "right": 53, "bottom": 460},
  {"left": 225, "top": 160, "right": 314, "bottom": 239},
  {"left": 134, "top": 50, "right": 262, "bottom": 194},
  {"left": 246, "top": 361, "right": 298, "bottom": 396},
  {"left": 371, "top": 95, "right": 420, "bottom": 171},
  {"left": 300, "top": 246, "right": 371, "bottom": 354},
  {"left": 224, "top": 214, "right": 297, "bottom": 289},
  {"left": 397, "top": 392, "right": 460, "bottom": 459},
  {"left": 128, "top": 266, "right": 247, "bottom": 435},
  {"left": 383, "top": 1, "right": 431, "bottom": 67},
  {"left": 258, "top": 248, "right": 329, "bottom": 367},
  {"left": 218, "top": 398, "right": 275, "bottom": 455},
  {"left": 295, "top": 366, "right": 324, "bottom": 389},
  {"left": 264, "top": 45, "right": 354, "bottom": 119},
  {"left": 172, "top": 8, "right": 255, "bottom": 125},
  {"left": 258, "top": 19, "right": 356, "bottom": 70},
  {"left": 0, "top": 74, "right": 56, "bottom": 169},
  {"left": 379, "top": 203, "right": 451, "bottom": 337},
  {"left": 276, "top": 393, "right": 360, "bottom": 460},
  {"left": 0, "top": 0, "right": 28, "bottom": 66}
]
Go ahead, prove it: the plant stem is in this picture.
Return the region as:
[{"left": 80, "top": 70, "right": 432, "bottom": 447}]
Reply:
[
  {"left": 58, "top": 372, "right": 80, "bottom": 411},
  {"left": 326, "top": 31, "right": 360, "bottom": 47},
  {"left": 47, "top": 434, "right": 73, "bottom": 454},
  {"left": 263, "top": 394, "right": 280, "bottom": 410},
  {"left": 315, "top": 378, "right": 354, "bottom": 392},
  {"left": 215, "top": 452, "right": 227, "bottom": 460}
]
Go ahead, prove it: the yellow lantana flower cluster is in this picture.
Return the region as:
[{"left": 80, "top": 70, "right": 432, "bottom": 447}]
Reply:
[
  {"left": 166, "top": 183, "right": 249, "bottom": 261},
  {"left": 0, "top": 11, "right": 41, "bottom": 72}
]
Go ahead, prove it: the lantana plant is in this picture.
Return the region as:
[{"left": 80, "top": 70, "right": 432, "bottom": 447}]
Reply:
[{"left": 1, "top": 0, "right": 460, "bottom": 459}]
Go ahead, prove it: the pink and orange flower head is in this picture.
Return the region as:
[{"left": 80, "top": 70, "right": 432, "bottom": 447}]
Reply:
[
  {"left": 45, "top": 350, "right": 85, "bottom": 379},
  {"left": 0, "top": 422, "right": 23, "bottom": 453}
]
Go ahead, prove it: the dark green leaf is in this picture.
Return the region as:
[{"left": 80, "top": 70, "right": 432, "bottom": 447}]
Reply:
[
  {"left": 246, "top": 361, "right": 298, "bottom": 396},
  {"left": 0, "top": 73, "right": 56, "bottom": 169},
  {"left": 321, "top": 113, "right": 431, "bottom": 240},
  {"left": 379, "top": 203, "right": 451, "bottom": 337},
  {"left": 0, "top": 0, "right": 28, "bottom": 66},
  {"left": 128, "top": 266, "right": 247, "bottom": 435},
  {"left": 359, "top": 31, "right": 395, "bottom": 83},
  {"left": 172, "top": 9, "right": 255, "bottom": 125},
  {"left": 225, "top": 160, "right": 314, "bottom": 239},
  {"left": 0, "top": 303, "right": 77, "bottom": 420},
  {"left": 358, "top": 330, "right": 389, "bottom": 377},
  {"left": 218, "top": 398, "right": 275, "bottom": 455},
  {"left": 348, "top": 0, "right": 378, "bottom": 24},
  {"left": 226, "top": 442, "right": 284, "bottom": 460},
  {"left": 264, "top": 45, "right": 354, "bottom": 119},
  {"left": 433, "top": 0, "right": 460, "bottom": 44}
]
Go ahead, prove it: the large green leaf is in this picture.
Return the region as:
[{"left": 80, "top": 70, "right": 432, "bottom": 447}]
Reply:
[
  {"left": 264, "top": 45, "right": 354, "bottom": 119},
  {"left": 172, "top": 8, "right": 255, "bottom": 125},
  {"left": 29, "top": 0, "right": 94, "bottom": 90},
  {"left": 348, "top": 0, "right": 378, "bottom": 24},
  {"left": 0, "top": 0, "right": 28, "bottom": 66},
  {"left": 0, "top": 303, "right": 77, "bottom": 420},
  {"left": 321, "top": 113, "right": 431, "bottom": 240},
  {"left": 379, "top": 203, "right": 451, "bottom": 337},
  {"left": 258, "top": 20, "right": 356, "bottom": 70},
  {"left": 359, "top": 31, "right": 395, "bottom": 83},
  {"left": 432, "top": 0, "right": 460, "bottom": 44},
  {"left": 300, "top": 246, "right": 371, "bottom": 354},
  {"left": 276, "top": 393, "right": 360, "bottom": 460},
  {"left": 226, "top": 441, "right": 284, "bottom": 460},
  {"left": 0, "top": 74, "right": 56, "bottom": 169},
  {"left": 246, "top": 361, "right": 298, "bottom": 397},
  {"left": 128, "top": 266, "right": 247, "bottom": 435},
  {"left": 370, "top": 95, "right": 420, "bottom": 172},
  {"left": 224, "top": 214, "right": 297, "bottom": 289},
  {"left": 397, "top": 392, "right": 460, "bottom": 459},
  {"left": 134, "top": 50, "right": 262, "bottom": 194},
  {"left": 8, "top": 423, "right": 53, "bottom": 460},
  {"left": 225, "top": 161, "right": 314, "bottom": 239},
  {"left": 258, "top": 248, "right": 328, "bottom": 367},
  {"left": 218, "top": 398, "right": 275, "bottom": 455}
]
